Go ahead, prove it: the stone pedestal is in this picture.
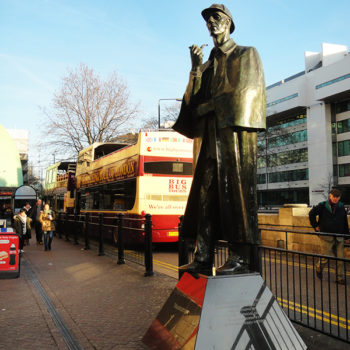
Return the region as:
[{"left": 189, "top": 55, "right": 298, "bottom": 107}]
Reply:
[{"left": 143, "top": 272, "right": 306, "bottom": 349}]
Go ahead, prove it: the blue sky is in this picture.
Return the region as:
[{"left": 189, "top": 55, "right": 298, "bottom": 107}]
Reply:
[{"left": 0, "top": 0, "right": 349, "bottom": 166}]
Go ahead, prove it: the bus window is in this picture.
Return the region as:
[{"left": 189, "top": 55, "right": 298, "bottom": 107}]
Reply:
[
  {"left": 104, "top": 179, "right": 136, "bottom": 210},
  {"left": 85, "top": 192, "right": 93, "bottom": 209},
  {"left": 92, "top": 191, "right": 100, "bottom": 209},
  {"left": 79, "top": 179, "right": 136, "bottom": 211},
  {"left": 144, "top": 161, "right": 192, "bottom": 175},
  {"left": 80, "top": 192, "right": 87, "bottom": 210}
]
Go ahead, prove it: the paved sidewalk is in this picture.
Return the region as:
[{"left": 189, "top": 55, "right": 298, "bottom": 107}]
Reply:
[
  {"left": 0, "top": 236, "right": 176, "bottom": 350},
  {"left": 1, "top": 234, "right": 349, "bottom": 350}
]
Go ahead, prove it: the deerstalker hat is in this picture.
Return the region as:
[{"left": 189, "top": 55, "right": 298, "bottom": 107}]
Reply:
[{"left": 201, "top": 4, "right": 235, "bottom": 33}]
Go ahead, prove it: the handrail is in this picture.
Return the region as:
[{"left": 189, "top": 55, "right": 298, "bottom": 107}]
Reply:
[{"left": 260, "top": 227, "right": 349, "bottom": 238}]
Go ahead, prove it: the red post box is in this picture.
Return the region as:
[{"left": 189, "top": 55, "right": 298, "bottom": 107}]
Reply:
[{"left": 0, "top": 229, "right": 20, "bottom": 279}]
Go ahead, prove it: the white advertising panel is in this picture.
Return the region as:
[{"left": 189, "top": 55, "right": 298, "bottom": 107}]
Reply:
[
  {"left": 139, "top": 131, "right": 193, "bottom": 158},
  {"left": 139, "top": 176, "right": 192, "bottom": 215}
]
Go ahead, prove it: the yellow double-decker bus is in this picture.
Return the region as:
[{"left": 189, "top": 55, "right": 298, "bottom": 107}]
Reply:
[
  {"left": 75, "top": 130, "right": 193, "bottom": 243},
  {"left": 43, "top": 162, "right": 76, "bottom": 213}
]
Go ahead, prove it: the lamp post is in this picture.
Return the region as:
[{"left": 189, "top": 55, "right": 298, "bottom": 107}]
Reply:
[{"left": 158, "top": 98, "right": 182, "bottom": 129}]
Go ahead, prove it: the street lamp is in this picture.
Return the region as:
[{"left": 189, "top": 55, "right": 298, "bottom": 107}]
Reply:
[{"left": 158, "top": 98, "right": 182, "bottom": 129}]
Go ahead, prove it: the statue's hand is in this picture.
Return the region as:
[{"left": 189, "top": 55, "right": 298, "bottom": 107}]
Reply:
[{"left": 189, "top": 44, "right": 204, "bottom": 71}]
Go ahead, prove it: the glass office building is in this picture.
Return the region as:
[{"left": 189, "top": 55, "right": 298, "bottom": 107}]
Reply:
[{"left": 258, "top": 43, "right": 350, "bottom": 207}]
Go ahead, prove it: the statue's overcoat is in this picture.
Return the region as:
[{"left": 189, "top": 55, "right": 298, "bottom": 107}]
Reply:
[{"left": 173, "top": 39, "right": 266, "bottom": 244}]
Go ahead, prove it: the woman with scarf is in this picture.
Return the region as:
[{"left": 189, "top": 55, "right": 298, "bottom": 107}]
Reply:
[
  {"left": 13, "top": 208, "right": 31, "bottom": 253},
  {"left": 39, "top": 204, "right": 55, "bottom": 251}
]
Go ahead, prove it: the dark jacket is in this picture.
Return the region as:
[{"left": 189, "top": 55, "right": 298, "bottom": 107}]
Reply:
[
  {"left": 13, "top": 215, "right": 31, "bottom": 237},
  {"left": 309, "top": 201, "right": 349, "bottom": 239},
  {"left": 30, "top": 204, "right": 42, "bottom": 223}
]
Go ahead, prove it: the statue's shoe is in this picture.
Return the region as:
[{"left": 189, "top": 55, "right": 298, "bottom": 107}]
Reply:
[
  {"left": 178, "top": 261, "right": 212, "bottom": 276},
  {"left": 216, "top": 259, "right": 249, "bottom": 275}
]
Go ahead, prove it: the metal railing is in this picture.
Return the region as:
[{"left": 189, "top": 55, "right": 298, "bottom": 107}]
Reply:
[
  {"left": 178, "top": 225, "right": 350, "bottom": 343},
  {"left": 56, "top": 212, "right": 154, "bottom": 276}
]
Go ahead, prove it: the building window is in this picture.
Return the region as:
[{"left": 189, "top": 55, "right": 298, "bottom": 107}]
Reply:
[
  {"left": 337, "top": 119, "right": 350, "bottom": 134},
  {"left": 268, "top": 168, "right": 308, "bottom": 183},
  {"left": 257, "top": 157, "right": 266, "bottom": 169},
  {"left": 257, "top": 139, "right": 266, "bottom": 149},
  {"left": 269, "top": 114, "right": 306, "bottom": 131},
  {"left": 336, "top": 100, "right": 350, "bottom": 114},
  {"left": 316, "top": 73, "right": 350, "bottom": 90},
  {"left": 339, "top": 164, "right": 350, "bottom": 177},
  {"left": 267, "top": 148, "right": 308, "bottom": 167},
  {"left": 268, "top": 130, "right": 307, "bottom": 149},
  {"left": 257, "top": 174, "right": 266, "bottom": 184},
  {"left": 338, "top": 140, "right": 350, "bottom": 157},
  {"left": 267, "top": 93, "right": 298, "bottom": 108},
  {"left": 258, "top": 189, "right": 309, "bottom": 206}
]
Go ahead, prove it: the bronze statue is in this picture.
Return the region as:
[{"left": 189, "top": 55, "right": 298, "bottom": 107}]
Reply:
[{"left": 173, "top": 4, "right": 266, "bottom": 275}]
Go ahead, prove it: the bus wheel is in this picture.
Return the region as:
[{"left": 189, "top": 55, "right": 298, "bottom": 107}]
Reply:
[{"left": 112, "top": 227, "right": 118, "bottom": 246}]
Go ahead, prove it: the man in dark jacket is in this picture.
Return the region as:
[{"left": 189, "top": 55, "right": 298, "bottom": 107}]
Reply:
[
  {"left": 173, "top": 4, "right": 265, "bottom": 275},
  {"left": 30, "top": 199, "right": 43, "bottom": 244},
  {"left": 309, "top": 189, "right": 348, "bottom": 284}
]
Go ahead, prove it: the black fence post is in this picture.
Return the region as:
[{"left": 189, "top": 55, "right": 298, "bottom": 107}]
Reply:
[
  {"left": 250, "top": 228, "right": 261, "bottom": 274},
  {"left": 65, "top": 212, "right": 70, "bottom": 241},
  {"left": 58, "top": 212, "right": 62, "bottom": 239},
  {"left": 117, "top": 213, "right": 125, "bottom": 265},
  {"left": 144, "top": 214, "right": 154, "bottom": 276},
  {"left": 84, "top": 212, "right": 90, "bottom": 250},
  {"left": 73, "top": 213, "right": 79, "bottom": 245},
  {"left": 98, "top": 213, "right": 105, "bottom": 256},
  {"left": 178, "top": 215, "right": 188, "bottom": 279}
]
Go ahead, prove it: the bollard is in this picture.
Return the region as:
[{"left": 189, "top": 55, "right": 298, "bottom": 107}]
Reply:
[
  {"left": 178, "top": 215, "right": 189, "bottom": 279},
  {"left": 73, "top": 213, "right": 79, "bottom": 245},
  {"left": 98, "top": 213, "right": 105, "bottom": 256},
  {"left": 117, "top": 213, "right": 125, "bottom": 265},
  {"left": 144, "top": 214, "right": 154, "bottom": 276},
  {"left": 58, "top": 212, "right": 62, "bottom": 239},
  {"left": 65, "top": 212, "right": 70, "bottom": 241},
  {"left": 84, "top": 212, "right": 90, "bottom": 250}
]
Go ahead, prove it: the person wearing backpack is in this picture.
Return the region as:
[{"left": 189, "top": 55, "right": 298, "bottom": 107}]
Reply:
[{"left": 309, "top": 188, "right": 349, "bottom": 284}]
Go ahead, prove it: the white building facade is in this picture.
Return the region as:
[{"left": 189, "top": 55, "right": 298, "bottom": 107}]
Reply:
[
  {"left": 258, "top": 43, "right": 350, "bottom": 206},
  {"left": 6, "top": 129, "right": 29, "bottom": 184}
]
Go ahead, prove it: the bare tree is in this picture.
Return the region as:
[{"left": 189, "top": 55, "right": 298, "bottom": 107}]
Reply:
[
  {"left": 140, "top": 102, "right": 181, "bottom": 130},
  {"left": 315, "top": 171, "right": 335, "bottom": 200},
  {"left": 41, "top": 63, "right": 139, "bottom": 159},
  {"left": 140, "top": 115, "right": 159, "bottom": 130},
  {"left": 163, "top": 102, "right": 181, "bottom": 122}
]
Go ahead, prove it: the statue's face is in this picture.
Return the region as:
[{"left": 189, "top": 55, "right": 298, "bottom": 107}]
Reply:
[{"left": 206, "top": 11, "right": 230, "bottom": 37}]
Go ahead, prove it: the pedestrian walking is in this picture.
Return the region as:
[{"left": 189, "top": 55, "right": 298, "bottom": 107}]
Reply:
[
  {"left": 30, "top": 199, "right": 43, "bottom": 245},
  {"left": 309, "top": 189, "right": 349, "bottom": 284},
  {"left": 22, "top": 202, "right": 32, "bottom": 245},
  {"left": 13, "top": 208, "right": 31, "bottom": 253},
  {"left": 23, "top": 202, "right": 32, "bottom": 215},
  {"left": 39, "top": 204, "right": 55, "bottom": 251}
]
